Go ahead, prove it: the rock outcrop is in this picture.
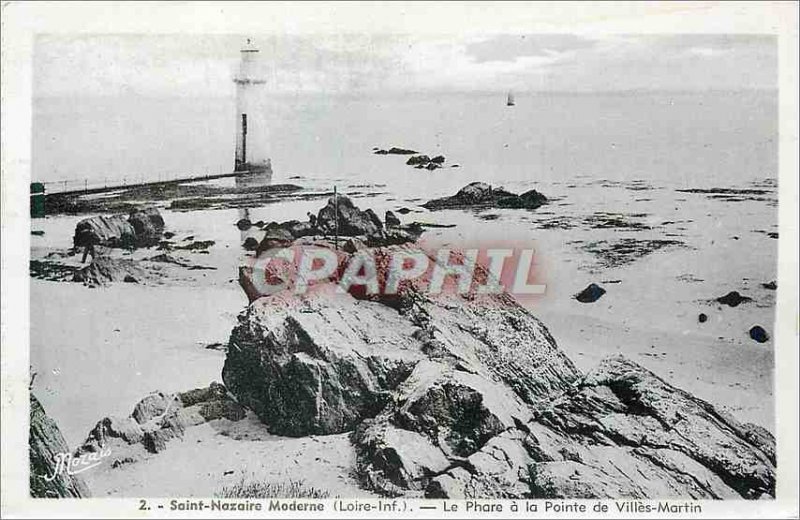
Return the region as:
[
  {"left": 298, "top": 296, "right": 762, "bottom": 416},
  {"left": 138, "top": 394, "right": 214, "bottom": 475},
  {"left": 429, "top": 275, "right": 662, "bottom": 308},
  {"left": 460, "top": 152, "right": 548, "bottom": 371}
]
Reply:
[
  {"left": 225, "top": 242, "right": 775, "bottom": 499},
  {"left": 423, "top": 182, "right": 547, "bottom": 211},
  {"left": 79, "top": 382, "right": 245, "bottom": 456},
  {"left": 250, "top": 196, "right": 426, "bottom": 258},
  {"left": 30, "top": 394, "right": 91, "bottom": 498}
]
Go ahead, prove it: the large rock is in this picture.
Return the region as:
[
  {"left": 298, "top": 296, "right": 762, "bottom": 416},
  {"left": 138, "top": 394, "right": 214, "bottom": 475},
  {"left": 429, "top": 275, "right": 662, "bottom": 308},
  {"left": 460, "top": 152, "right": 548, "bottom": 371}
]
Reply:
[
  {"left": 128, "top": 207, "right": 165, "bottom": 247},
  {"left": 73, "top": 215, "right": 136, "bottom": 249},
  {"left": 423, "top": 182, "right": 547, "bottom": 211},
  {"left": 73, "top": 207, "right": 165, "bottom": 249},
  {"left": 223, "top": 274, "right": 580, "bottom": 438},
  {"left": 30, "top": 394, "right": 91, "bottom": 498}
]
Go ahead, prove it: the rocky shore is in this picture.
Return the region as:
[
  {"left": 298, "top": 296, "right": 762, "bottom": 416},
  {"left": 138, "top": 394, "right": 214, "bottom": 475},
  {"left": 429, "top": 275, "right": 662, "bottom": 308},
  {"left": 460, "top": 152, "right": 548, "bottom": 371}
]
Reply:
[{"left": 59, "top": 195, "right": 776, "bottom": 500}]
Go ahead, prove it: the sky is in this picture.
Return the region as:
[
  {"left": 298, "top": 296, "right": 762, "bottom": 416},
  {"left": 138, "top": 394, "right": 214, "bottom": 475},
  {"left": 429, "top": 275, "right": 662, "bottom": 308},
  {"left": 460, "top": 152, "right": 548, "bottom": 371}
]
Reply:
[{"left": 33, "top": 33, "right": 777, "bottom": 98}]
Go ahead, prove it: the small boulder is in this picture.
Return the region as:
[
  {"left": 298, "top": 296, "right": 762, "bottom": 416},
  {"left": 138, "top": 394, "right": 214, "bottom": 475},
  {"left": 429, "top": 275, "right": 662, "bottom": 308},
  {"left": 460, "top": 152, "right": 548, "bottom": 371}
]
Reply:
[
  {"left": 430, "top": 155, "right": 445, "bottom": 164},
  {"left": 575, "top": 283, "right": 606, "bottom": 303},
  {"left": 425, "top": 162, "right": 441, "bottom": 171},
  {"left": 762, "top": 281, "right": 777, "bottom": 291},
  {"left": 236, "top": 218, "right": 252, "bottom": 231},
  {"left": 749, "top": 326, "right": 769, "bottom": 343},
  {"left": 698, "top": 313, "right": 708, "bottom": 323}
]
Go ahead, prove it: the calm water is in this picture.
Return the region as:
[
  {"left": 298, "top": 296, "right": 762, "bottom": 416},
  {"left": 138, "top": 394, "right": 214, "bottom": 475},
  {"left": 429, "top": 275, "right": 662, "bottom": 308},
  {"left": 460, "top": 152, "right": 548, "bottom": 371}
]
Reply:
[{"left": 33, "top": 90, "right": 776, "bottom": 195}]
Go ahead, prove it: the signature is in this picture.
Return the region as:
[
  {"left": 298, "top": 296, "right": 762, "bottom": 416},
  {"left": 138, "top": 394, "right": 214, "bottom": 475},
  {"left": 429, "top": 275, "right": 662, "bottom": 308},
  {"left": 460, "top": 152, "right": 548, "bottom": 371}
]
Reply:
[{"left": 44, "top": 447, "right": 111, "bottom": 481}]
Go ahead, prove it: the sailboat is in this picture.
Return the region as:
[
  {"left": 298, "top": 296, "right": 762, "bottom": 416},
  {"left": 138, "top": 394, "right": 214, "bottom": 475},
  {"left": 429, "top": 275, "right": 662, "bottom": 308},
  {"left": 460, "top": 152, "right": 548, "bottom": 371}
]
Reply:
[{"left": 506, "top": 91, "right": 515, "bottom": 107}]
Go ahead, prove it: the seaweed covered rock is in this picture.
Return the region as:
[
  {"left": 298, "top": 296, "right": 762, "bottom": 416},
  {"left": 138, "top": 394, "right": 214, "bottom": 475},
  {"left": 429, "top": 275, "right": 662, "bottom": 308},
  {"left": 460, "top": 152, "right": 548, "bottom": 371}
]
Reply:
[{"left": 423, "top": 182, "right": 547, "bottom": 211}]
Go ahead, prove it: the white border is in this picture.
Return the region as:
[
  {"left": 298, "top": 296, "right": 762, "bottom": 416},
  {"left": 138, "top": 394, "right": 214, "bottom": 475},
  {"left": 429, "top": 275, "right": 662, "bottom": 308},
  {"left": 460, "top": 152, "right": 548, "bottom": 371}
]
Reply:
[{"left": 2, "top": 2, "right": 798, "bottom": 518}]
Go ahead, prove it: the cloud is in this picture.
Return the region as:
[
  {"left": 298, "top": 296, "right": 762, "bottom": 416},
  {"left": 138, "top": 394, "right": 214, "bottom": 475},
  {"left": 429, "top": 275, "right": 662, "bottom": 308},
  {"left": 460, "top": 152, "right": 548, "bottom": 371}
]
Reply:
[
  {"left": 466, "top": 34, "right": 597, "bottom": 63},
  {"left": 33, "top": 33, "right": 776, "bottom": 97}
]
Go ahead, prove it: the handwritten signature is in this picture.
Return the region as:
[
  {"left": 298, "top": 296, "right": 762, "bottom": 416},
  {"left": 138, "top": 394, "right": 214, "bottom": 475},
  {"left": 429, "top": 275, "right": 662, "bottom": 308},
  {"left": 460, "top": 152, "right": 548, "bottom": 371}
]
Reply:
[{"left": 44, "top": 448, "right": 111, "bottom": 481}]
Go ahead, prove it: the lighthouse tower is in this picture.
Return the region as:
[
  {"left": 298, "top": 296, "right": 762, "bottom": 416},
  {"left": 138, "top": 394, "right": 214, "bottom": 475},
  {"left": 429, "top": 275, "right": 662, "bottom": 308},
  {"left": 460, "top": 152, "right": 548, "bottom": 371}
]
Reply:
[{"left": 234, "top": 38, "right": 272, "bottom": 186}]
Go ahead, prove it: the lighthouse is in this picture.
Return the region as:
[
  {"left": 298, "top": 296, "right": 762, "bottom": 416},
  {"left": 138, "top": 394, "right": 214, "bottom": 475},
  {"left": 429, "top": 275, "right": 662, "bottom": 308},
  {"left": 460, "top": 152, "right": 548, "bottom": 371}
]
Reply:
[{"left": 234, "top": 38, "right": 272, "bottom": 187}]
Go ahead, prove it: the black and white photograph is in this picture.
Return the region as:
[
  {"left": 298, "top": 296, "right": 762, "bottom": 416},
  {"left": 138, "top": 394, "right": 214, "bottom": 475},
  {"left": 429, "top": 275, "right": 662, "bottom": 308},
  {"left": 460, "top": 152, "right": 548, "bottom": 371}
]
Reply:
[{"left": 2, "top": 2, "right": 798, "bottom": 518}]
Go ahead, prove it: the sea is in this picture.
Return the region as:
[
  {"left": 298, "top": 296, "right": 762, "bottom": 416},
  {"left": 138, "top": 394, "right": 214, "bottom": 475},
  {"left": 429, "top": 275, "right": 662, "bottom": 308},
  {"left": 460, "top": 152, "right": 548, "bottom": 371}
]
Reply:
[{"left": 33, "top": 90, "right": 777, "bottom": 195}]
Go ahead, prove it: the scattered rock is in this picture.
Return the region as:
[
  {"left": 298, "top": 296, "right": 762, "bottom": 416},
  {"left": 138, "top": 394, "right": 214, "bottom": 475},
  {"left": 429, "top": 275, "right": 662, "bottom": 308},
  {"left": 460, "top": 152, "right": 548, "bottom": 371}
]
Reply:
[
  {"left": 716, "top": 291, "right": 752, "bottom": 307},
  {"left": 397, "top": 208, "right": 412, "bottom": 215},
  {"left": 575, "top": 283, "right": 606, "bottom": 303},
  {"left": 163, "top": 231, "right": 175, "bottom": 239},
  {"left": 761, "top": 281, "right": 777, "bottom": 290},
  {"left": 749, "top": 326, "right": 769, "bottom": 343},
  {"left": 31, "top": 230, "right": 45, "bottom": 236}
]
